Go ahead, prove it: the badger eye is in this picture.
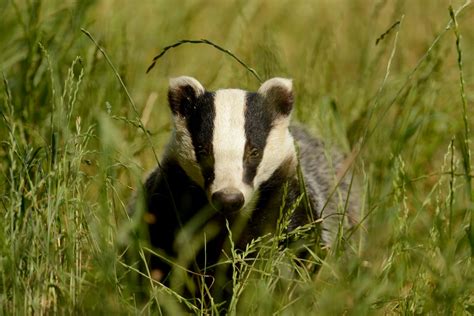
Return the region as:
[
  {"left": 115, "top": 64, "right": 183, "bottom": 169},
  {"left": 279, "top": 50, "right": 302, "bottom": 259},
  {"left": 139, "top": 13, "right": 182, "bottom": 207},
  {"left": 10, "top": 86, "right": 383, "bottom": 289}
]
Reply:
[
  {"left": 196, "top": 145, "right": 209, "bottom": 156},
  {"left": 249, "top": 148, "right": 260, "bottom": 158}
]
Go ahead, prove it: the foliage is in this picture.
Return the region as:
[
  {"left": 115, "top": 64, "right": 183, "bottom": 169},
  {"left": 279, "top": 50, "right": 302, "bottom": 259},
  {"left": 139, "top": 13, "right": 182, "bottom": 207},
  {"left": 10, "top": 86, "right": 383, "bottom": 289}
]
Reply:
[{"left": 1, "top": 0, "right": 473, "bottom": 314}]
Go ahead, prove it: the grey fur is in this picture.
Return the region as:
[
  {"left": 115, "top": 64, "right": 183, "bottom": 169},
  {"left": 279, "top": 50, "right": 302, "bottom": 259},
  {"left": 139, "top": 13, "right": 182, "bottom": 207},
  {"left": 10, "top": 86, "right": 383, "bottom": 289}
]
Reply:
[{"left": 290, "top": 125, "right": 359, "bottom": 245}]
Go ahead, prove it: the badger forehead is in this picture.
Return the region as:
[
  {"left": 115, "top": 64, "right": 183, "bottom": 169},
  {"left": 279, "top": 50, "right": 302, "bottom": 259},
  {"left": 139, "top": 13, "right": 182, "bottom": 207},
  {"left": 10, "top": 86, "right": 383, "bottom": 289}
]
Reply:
[
  {"left": 176, "top": 88, "right": 276, "bottom": 145},
  {"left": 187, "top": 90, "right": 275, "bottom": 145}
]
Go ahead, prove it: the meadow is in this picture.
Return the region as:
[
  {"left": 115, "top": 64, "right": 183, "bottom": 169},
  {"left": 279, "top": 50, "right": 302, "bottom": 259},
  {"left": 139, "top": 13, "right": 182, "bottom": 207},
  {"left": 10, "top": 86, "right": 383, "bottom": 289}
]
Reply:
[{"left": 1, "top": 0, "right": 473, "bottom": 314}]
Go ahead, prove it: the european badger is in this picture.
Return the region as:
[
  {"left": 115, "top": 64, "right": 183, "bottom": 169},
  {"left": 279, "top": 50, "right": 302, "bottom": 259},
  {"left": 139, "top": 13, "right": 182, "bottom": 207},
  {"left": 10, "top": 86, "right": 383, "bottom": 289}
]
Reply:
[{"left": 140, "top": 76, "right": 358, "bottom": 289}]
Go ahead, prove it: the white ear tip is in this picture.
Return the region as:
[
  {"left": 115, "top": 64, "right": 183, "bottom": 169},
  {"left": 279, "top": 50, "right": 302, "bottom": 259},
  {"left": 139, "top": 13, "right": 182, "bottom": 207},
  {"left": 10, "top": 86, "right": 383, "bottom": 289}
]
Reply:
[
  {"left": 169, "top": 76, "right": 205, "bottom": 95},
  {"left": 258, "top": 77, "right": 293, "bottom": 95}
]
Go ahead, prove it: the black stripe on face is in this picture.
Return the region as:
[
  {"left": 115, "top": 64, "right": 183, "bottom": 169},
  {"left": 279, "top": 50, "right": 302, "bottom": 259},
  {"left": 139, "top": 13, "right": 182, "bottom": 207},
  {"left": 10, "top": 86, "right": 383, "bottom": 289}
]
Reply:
[
  {"left": 184, "top": 91, "right": 216, "bottom": 188},
  {"left": 243, "top": 92, "right": 274, "bottom": 185}
]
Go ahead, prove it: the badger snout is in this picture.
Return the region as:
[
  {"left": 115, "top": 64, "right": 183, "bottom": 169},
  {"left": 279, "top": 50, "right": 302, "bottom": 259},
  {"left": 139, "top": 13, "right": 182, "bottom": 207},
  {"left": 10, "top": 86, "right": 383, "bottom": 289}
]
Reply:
[{"left": 211, "top": 188, "right": 245, "bottom": 212}]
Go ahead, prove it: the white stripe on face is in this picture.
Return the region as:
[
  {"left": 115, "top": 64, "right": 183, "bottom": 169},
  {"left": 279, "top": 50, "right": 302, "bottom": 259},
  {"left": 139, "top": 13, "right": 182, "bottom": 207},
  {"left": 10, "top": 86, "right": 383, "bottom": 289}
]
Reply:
[
  {"left": 253, "top": 117, "right": 295, "bottom": 187},
  {"left": 210, "top": 89, "right": 252, "bottom": 204},
  {"left": 171, "top": 116, "right": 204, "bottom": 187}
]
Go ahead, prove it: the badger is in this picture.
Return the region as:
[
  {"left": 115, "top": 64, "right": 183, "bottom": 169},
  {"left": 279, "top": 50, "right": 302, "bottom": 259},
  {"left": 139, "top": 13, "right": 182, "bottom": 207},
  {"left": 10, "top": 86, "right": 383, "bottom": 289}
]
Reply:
[{"left": 139, "top": 76, "right": 358, "bottom": 294}]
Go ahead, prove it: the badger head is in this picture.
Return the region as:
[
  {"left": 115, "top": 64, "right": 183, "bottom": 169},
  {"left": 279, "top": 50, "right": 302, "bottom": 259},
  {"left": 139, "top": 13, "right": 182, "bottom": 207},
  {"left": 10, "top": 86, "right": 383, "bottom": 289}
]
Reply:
[{"left": 168, "top": 76, "right": 296, "bottom": 213}]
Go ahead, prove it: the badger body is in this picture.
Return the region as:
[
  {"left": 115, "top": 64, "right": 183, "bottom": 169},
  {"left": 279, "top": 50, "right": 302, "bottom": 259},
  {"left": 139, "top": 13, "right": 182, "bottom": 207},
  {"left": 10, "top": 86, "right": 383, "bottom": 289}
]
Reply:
[{"left": 141, "top": 76, "right": 358, "bottom": 289}]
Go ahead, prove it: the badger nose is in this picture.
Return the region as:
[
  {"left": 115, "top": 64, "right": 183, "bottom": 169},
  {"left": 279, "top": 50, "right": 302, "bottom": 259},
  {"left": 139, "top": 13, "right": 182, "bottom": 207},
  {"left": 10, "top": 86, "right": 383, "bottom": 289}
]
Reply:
[{"left": 211, "top": 188, "right": 244, "bottom": 212}]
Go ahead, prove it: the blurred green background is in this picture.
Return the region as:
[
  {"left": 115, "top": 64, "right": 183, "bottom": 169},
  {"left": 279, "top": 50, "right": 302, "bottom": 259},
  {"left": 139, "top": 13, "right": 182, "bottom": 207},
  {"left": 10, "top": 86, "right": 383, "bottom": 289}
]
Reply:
[{"left": 1, "top": 0, "right": 473, "bottom": 314}]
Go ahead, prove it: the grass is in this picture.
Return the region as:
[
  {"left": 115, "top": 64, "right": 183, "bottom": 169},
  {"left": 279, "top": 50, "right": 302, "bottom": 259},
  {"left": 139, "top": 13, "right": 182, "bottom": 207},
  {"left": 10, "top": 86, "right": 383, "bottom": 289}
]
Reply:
[{"left": 1, "top": 0, "right": 474, "bottom": 314}]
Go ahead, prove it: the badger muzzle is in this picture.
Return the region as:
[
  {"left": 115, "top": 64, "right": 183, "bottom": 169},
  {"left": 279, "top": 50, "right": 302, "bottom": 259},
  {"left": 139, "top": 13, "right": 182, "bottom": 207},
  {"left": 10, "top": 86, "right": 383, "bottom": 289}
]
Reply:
[{"left": 211, "top": 187, "right": 245, "bottom": 212}]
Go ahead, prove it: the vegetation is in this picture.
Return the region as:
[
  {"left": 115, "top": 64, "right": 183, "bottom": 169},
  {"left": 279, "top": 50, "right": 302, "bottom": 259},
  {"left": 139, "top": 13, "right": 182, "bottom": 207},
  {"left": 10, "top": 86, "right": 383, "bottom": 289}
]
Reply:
[{"left": 1, "top": 0, "right": 473, "bottom": 314}]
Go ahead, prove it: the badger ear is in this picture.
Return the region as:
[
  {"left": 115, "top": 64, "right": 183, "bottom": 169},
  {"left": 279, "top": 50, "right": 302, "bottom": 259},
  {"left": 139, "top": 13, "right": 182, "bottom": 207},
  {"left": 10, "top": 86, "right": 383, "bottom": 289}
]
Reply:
[
  {"left": 258, "top": 77, "right": 294, "bottom": 116},
  {"left": 168, "top": 76, "right": 205, "bottom": 115}
]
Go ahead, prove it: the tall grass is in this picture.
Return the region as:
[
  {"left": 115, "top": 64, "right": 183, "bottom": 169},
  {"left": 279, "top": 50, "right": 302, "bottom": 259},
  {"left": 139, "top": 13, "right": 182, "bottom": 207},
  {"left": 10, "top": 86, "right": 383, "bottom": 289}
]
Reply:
[{"left": 1, "top": 0, "right": 473, "bottom": 314}]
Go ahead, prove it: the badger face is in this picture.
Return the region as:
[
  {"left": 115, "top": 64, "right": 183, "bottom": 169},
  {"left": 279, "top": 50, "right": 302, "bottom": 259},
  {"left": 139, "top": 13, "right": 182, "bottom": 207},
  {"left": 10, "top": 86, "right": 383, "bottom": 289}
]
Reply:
[{"left": 168, "top": 76, "right": 296, "bottom": 213}]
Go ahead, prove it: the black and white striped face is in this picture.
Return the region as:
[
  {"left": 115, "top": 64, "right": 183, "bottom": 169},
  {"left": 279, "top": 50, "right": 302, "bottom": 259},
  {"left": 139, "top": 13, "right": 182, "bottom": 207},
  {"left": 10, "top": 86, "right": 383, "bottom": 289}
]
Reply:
[{"left": 168, "top": 76, "right": 296, "bottom": 212}]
